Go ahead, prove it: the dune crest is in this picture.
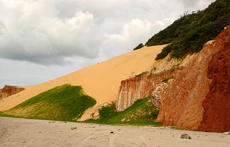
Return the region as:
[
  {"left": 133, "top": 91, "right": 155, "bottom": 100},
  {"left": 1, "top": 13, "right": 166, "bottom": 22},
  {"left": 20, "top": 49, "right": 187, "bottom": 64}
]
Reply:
[{"left": 0, "top": 45, "right": 167, "bottom": 120}]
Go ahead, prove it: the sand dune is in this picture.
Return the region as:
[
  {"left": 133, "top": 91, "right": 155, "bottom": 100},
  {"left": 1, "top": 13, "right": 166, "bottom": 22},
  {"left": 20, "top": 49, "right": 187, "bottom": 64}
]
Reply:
[{"left": 0, "top": 45, "right": 166, "bottom": 120}]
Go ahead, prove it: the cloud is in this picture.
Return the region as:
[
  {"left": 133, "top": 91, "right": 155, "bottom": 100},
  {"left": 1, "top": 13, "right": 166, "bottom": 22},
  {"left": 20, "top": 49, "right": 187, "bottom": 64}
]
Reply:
[
  {"left": 0, "top": 0, "right": 214, "bottom": 65},
  {"left": 0, "top": 0, "right": 215, "bottom": 66},
  {"left": 0, "top": 0, "right": 216, "bottom": 87},
  {"left": 182, "top": 0, "right": 216, "bottom": 12},
  {"left": 0, "top": 1, "right": 101, "bottom": 65},
  {"left": 102, "top": 18, "right": 174, "bottom": 58}
]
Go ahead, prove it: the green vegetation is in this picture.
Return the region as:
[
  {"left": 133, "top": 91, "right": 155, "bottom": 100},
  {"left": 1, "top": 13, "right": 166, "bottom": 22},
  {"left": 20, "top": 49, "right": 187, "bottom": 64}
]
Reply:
[
  {"left": 135, "top": 71, "right": 149, "bottom": 77},
  {"left": 98, "top": 102, "right": 117, "bottom": 120},
  {"left": 133, "top": 43, "right": 144, "bottom": 51},
  {"left": 85, "top": 97, "right": 160, "bottom": 126},
  {"left": 162, "top": 78, "right": 170, "bottom": 83},
  {"left": 2, "top": 84, "right": 96, "bottom": 121},
  {"left": 150, "top": 66, "right": 157, "bottom": 74},
  {"left": 146, "top": 0, "right": 230, "bottom": 60},
  {"left": 171, "top": 63, "right": 181, "bottom": 71},
  {"left": 1, "top": 86, "right": 159, "bottom": 126}
]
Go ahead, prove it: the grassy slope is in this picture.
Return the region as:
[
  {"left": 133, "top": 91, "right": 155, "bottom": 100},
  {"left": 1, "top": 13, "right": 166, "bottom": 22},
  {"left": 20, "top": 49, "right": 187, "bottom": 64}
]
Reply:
[
  {"left": 85, "top": 97, "right": 160, "bottom": 126},
  {"left": 145, "top": 0, "right": 230, "bottom": 60},
  {"left": 1, "top": 84, "right": 96, "bottom": 121}
]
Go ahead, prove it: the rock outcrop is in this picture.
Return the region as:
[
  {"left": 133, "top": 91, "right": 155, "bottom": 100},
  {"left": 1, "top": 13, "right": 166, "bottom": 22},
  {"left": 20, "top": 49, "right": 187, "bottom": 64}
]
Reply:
[
  {"left": 117, "top": 67, "right": 182, "bottom": 111},
  {"left": 0, "top": 85, "right": 24, "bottom": 100},
  {"left": 157, "top": 26, "right": 230, "bottom": 132},
  {"left": 151, "top": 82, "right": 169, "bottom": 108},
  {"left": 117, "top": 26, "right": 230, "bottom": 132},
  {"left": 198, "top": 27, "right": 230, "bottom": 132}
]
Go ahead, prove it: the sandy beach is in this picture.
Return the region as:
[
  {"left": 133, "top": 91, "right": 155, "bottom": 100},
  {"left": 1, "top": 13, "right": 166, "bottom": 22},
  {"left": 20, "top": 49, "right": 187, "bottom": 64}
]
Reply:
[{"left": 0, "top": 117, "right": 229, "bottom": 147}]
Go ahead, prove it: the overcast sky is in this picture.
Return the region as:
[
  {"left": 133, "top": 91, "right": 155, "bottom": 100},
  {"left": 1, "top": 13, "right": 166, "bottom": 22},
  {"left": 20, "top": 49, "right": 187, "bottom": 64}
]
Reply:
[{"left": 0, "top": 0, "right": 215, "bottom": 88}]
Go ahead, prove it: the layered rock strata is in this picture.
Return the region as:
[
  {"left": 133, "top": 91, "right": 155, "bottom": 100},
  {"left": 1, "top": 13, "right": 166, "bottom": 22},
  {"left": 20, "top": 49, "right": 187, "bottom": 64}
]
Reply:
[
  {"left": 157, "top": 26, "right": 230, "bottom": 132},
  {"left": 117, "top": 67, "right": 183, "bottom": 111},
  {"left": 0, "top": 85, "right": 24, "bottom": 100},
  {"left": 117, "top": 26, "right": 230, "bottom": 132}
]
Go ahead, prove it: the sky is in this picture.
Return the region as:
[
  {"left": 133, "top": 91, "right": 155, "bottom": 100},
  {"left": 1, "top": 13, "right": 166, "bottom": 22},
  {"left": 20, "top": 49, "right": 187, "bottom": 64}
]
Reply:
[{"left": 0, "top": 0, "right": 216, "bottom": 88}]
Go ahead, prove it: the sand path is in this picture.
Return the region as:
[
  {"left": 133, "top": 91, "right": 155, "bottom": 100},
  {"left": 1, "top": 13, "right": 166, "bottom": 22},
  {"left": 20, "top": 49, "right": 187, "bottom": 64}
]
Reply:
[
  {"left": 0, "top": 45, "right": 166, "bottom": 120},
  {"left": 0, "top": 117, "right": 230, "bottom": 147}
]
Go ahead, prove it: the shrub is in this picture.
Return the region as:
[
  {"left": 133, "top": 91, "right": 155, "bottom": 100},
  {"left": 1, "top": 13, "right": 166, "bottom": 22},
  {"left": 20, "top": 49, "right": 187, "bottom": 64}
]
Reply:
[
  {"left": 135, "top": 71, "right": 149, "bottom": 77},
  {"left": 133, "top": 43, "right": 144, "bottom": 51},
  {"left": 98, "top": 102, "right": 117, "bottom": 120},
  {"left": 162, "top": 78, "right": 170, "bottom": 83},
  {"left": 150, "top": 109, "right": 159, "bottom": 119},
  {"left": 146, "top": 0, "right": 230, "bottom": 60}
]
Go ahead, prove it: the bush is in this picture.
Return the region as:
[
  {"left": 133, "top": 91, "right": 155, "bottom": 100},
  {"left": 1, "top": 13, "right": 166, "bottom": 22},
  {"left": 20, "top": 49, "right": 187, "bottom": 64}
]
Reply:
[
  {"left": 162, "top": 78, "right": 170, "bottom": 83},
  {"left": 150, "top": 109, "right": 159, "bottom": 119},
  {"left": 147, "top": 0, "right": 230, "bottom": 60},
  {"left": 98, "top": 102, "right": 117, "bottom": 120},
  {"left": 135, "top": 71, "right": 149, "bottom": 77},
  {"left": 155, "top": 44, "right": 173, "bottom": 60},
  {"left": 133, "top": 43, "right": 144, "bottom": 51}
]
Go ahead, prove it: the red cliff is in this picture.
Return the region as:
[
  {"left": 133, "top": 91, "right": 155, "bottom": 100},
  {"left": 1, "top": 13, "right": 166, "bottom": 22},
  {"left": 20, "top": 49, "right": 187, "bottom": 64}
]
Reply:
[
  {"left": 198, "top": 27, "right": 230, "bottom": 132},
  {"left": 117, "top": 26, "right": 230, "bottom": 132},
  {"left": 157, "top": 26, "right": 230, "bottom": 132},
  {"left": 0, "top": 85, "right": 24, "bottom": 100}
]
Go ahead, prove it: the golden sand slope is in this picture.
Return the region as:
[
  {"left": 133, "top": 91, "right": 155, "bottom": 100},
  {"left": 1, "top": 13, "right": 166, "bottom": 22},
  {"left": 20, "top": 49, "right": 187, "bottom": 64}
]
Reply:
[{"left": 0, "top": 45, "right": 166, "bottom": 120}]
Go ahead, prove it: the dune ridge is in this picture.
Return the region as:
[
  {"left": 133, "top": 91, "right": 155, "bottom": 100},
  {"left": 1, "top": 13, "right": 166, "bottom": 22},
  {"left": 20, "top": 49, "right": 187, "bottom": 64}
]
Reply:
[{"left": 0, "top": 45, "right": 167, "bottom": 120}]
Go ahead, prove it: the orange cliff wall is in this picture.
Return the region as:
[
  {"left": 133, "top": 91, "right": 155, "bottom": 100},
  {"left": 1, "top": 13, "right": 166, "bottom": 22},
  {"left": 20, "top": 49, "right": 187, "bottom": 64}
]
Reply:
[
  {"left": 0, "top": 85, "right": 25, "bottom": 100},
  {"left": 117, "top": 67, "right": 183, "bottom": 111},
  {"left": 198, "top": 27, "right": 230, "bottom": 132},
  {"left": 157, "top": 26, "right": 230, "bottom": 132},
  {"left": 116, "top": 26, "right": 230, "bottom": 132}
]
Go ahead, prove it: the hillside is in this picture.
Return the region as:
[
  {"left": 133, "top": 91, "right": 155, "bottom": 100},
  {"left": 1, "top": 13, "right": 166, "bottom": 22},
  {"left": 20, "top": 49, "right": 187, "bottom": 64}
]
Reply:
[
  {"left": 0, "top": 44, "right": 167, "bottom": 121},
  {"left": 85, "top": 96, "right": 160, "bottom": 126},
  {"left": 2, "top": 85, "right": 96, "bottom": 121},
  {"left": 145, "top": 0, "right": 230, "bottom": 60}
]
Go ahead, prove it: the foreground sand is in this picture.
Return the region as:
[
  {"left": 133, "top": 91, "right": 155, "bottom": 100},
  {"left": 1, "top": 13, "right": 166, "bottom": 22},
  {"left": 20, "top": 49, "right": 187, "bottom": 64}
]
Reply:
[
  {"left": 0, "top": 45, "right": 166, "bottom": 120},
  {"left": 0, "top": 117, "right": 229, "bottom": 147}
]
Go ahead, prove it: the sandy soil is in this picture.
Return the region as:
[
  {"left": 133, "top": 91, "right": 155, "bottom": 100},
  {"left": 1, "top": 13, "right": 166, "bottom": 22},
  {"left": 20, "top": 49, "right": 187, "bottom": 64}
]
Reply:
[
  {"left": 0, "top": 45, "right": 167, "bottom": 120},
  {"left": 0, "top": 117, "right": 230, "bottom": 147}
]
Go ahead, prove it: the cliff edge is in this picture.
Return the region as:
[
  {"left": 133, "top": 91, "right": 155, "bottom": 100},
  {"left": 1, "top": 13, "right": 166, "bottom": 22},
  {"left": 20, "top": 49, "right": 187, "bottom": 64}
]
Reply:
[
  {"left": 157, "top": 26, "right": 230, "bottom": 132},
  {"left": 0, "top": 85, "right": 24, "bottom": 100}
]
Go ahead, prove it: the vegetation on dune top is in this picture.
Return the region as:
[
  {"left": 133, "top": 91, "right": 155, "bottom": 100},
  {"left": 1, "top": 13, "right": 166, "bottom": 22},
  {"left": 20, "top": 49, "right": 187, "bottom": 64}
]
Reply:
[
  {"left": 133, "top": 43, "right": 144, "bottom": 51},
  {"left": 85, "top": 96, "right": 160, "bottom": 126},
  {"left": 145, "top": 0, "right": 230, "bottom": 60},
  {"left": 135, "top": 71, "right": 149, "bottom": 77},
  {"left": 2, "top": 84, "right": 96, "bottom": 121}
]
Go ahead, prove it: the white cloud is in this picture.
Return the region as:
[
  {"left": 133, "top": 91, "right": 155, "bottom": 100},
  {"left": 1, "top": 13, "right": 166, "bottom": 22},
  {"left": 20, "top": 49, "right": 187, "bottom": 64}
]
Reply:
[
  {"left": 0, "top": 0, "right": 101, "bottom": 65},
  {"left": 102, "top": 18, "right": 174, "bottom": 58}
]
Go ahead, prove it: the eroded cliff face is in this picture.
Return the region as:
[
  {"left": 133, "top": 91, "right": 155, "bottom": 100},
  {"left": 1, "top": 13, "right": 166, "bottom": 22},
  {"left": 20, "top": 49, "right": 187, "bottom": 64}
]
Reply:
[
  {"left": 117, "top": 67, "right": 183, "bottom": 111},
  {"left": 198, "top": 27, "right": 230, "bottom": 132},
  {"left": 117, "top": 26, "right": 230, "bottom": 132},
  {"left": 0, "top": 85, "right": 24, "bottom": 100},
  {"left": 157, "top": 26, "right": 230, "bottom": 132}
]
